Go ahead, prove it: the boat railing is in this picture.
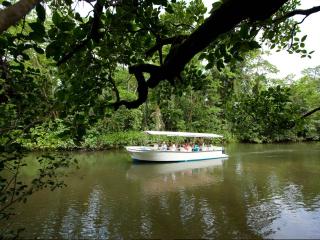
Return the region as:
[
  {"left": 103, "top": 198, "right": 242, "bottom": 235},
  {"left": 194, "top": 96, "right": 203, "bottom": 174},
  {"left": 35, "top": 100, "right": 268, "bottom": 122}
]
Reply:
[{"left": 127, "top": 146, "right": 224, "bottom": 153}]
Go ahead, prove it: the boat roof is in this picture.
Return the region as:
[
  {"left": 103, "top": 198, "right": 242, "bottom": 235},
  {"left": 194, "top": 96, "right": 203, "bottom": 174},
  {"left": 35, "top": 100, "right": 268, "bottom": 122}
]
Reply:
[{"left": 144, "top": 131, "right": 223, "bottom": 138}]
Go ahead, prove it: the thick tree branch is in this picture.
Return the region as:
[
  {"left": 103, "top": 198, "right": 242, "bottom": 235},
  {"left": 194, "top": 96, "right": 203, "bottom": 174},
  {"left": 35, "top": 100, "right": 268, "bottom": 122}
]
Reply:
[
  {"left": 57, "top": 0, "right": 104, "bottom": 65},
  {"left": 108, "top": 74, "right": 120, "bottom": 103},
  {"left": 301, "top": 107, "right": 320, "bottom": 119},
  {"left": 114, "top": 0, "right": 289, "bottom": 109},
  {"left": 274, "top": 5, "right": 320, "bottom": 23},
  {"left": 145, "top": 35, "right": 188, "bottom": 58},
  {"left": 57, "top": 39, "right": 90, "bottom": 65},
  {"left": 113, "top": 64, "right": 164, "bottom": 109},
  {"left": 0, "top": 0, "right": 41, "bottom": 34}
]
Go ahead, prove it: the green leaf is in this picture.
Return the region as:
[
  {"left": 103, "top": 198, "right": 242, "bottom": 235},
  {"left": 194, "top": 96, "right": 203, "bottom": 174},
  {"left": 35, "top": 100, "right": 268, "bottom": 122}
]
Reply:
[
  {"left": 21, "top": 53, "right": 30, "bottom": 61},
  {"left": 2, "top": 1, "right": 11, "bottom": 7},
  {"left": 11, "top": 64, "right": 25, "bottom": 72},
  {"left": 28, "top": 31, "right": 45, "bottom": 43},
  {"left": 301, "top": 35, "right": 307, "bottom": 42},
  {"left": 58, "top": 21, "right": 76, "bottom": 32},
  {"left": 239, "top": 24, "right": 249, "bottom": 39},
  {"left": 165, "top": 5, "right": 174, "bottom": 14},
  {"left": 75, "top": 12, "right": 83, "bottom": 22},
  {"left": 0, "top": 37, "right": 8, "bottom": 47},
  {"left": 152, "top": 0, "right": 167, "bottom": 6},
  {"left": 52, "top": 11, "right": 62, "bottom": 26},
  {"left": 248, "top": 41, "right": 261, "bottom": 50},
  {"left": 36, "top": 3, "right": 46, "bottom": 22},
  {"left": 224, "top": 53, "right": 231, "bottom": 63},
  {"left": 34, "top": 45, "right": 45, "bottom": 54},
  {"left": 73, "top": 27, "right": 87, "bottom": 39},
  {"left": 29, "top": 22, "right": 45, "bottom": 35},
  {"left": 217, "top": 59, "right": 224, "bottom": 71},
  {"left": 205, "top": 62, "right": 213, "bottom": 70},
  {"left": 48, "top": 28, "right": 58, "bottom": 38},
  {"left": 126, "top": 22, "right": 137, "bottom": 32},
  {"left": 46, "top": 41, "right": 60, "bottom": 58},
  {"left": 198, "top": 53, "right": 207, "bottom": 60}
]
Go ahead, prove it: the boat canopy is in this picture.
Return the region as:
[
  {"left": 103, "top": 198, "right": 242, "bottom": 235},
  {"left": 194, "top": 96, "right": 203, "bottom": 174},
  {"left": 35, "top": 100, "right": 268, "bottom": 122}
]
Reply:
[{"left": 144, "top": 131, "right": 223, "bottom": 138}]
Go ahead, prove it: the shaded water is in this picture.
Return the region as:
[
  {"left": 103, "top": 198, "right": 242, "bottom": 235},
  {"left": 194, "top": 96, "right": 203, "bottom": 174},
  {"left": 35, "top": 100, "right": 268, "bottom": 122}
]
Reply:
[{"left": 5, "top": 143, "right": 320, "bottom": 239}]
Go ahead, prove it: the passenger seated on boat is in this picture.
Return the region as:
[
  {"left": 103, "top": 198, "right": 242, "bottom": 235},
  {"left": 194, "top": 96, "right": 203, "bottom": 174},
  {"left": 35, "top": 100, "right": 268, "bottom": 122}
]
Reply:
[
  {"left": 160, "top": 142, "right": 167, "bottom": 151},
  {"left": 169, "top": 143, "right": 177, "bottom": 151},
  {"left": 182, "top": 142, "right": 188, "bottom": 151},
  {"left": 179, "top": 144, "right": 187, "bottom": 152},
  {"left": 153, "top": 143, "right": 159, "bottom": 150},
  {"left": 193, "top": 143, "right": 200, "bottom": 152},
  {"left": 200, "top": 143, "right": 208, "bottom": 151},
  {"left": 186, "top": 143, "right": 192, "bottom": 152},
  {"left": 207, "top": 144, "right": 214, "bottom": 151}
]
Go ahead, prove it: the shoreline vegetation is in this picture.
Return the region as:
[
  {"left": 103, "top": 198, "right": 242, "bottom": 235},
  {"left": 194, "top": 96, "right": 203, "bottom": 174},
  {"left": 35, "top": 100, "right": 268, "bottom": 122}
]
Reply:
[{"left": 17, "top": 129, "right": 319, "bottom": 152}]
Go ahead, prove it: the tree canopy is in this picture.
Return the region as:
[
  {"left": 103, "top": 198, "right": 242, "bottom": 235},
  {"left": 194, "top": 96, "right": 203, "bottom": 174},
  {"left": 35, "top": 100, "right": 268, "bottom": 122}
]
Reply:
[
  {"left": 2, "top": 1, "right": 320, "bottom": 236},
  {"left": 1, "top": 0, "right": 320, "bottom": 109}
]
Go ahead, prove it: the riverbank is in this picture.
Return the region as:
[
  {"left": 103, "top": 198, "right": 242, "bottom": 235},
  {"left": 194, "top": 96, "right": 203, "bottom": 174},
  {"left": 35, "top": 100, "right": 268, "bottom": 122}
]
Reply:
[
  {"left": 18, "top": 131, "right": 229, "bottom": 151},
  {"left": 16, "top": 130, "right": 316, "bottom": 151}
]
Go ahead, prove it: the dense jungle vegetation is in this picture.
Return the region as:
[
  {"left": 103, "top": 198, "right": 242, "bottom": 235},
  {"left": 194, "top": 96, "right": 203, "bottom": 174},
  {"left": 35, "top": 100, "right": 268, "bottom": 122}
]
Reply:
[
  {"left": 8, "top": 56, "right": 320, "bottom": 149},
  {"left": 1, "top": 0, "right": 320, "bottom": 150},
  {"left": 1, "top": 0, "right": 320, "bottom": 236}
]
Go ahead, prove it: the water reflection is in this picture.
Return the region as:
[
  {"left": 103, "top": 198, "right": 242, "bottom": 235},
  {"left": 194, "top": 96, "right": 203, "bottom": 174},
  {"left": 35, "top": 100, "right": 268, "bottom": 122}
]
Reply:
[
  {"left": 127, "top": 159, "right": 225, "bottom": 195},
  {"left": 4, "top": 143, "right": 320, "bottom": 239}
]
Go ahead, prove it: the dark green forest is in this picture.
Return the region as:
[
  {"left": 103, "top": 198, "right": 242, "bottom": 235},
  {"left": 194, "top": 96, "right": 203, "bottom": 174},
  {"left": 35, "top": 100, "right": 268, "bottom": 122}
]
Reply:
[
  {"left": 1, "top": 0, "right": 320, "bottom": 235},
  {"left": 1, "top": 0, "right": 319, "bottom": 150}
]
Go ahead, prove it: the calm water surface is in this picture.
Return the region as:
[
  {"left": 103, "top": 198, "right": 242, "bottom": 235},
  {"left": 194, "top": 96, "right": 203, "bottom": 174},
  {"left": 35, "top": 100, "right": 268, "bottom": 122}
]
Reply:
[{"left": 5, "top": 143, "right": 320, "bottom": 239}]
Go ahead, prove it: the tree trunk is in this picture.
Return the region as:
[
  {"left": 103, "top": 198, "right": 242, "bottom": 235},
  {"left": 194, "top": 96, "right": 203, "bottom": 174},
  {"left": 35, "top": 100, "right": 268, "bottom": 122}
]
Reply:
[{"left": 154, "top": 105, "right": 163, "bottom": 130}]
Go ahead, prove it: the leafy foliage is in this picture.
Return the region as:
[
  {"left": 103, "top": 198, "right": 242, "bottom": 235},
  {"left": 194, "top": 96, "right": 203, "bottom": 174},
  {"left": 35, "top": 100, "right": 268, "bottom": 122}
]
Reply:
[
  {"left": 0, "top": 152, "right": 78, "bottom": 237},
  {"left": 227, "top": 86, "right": 300, "bottom": 142},
  {"left": 1, "top": 0, "right": 320, "bottom": 235}
]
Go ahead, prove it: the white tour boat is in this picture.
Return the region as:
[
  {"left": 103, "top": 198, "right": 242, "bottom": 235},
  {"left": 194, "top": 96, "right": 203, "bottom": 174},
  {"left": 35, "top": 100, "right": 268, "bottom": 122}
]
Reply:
[{"left": 126, "top": 131, "right": 228, "bottom": 162}]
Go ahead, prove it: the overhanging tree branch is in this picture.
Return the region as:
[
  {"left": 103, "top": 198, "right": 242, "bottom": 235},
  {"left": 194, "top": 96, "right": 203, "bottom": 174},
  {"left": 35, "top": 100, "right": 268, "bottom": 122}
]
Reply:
[
  {"left": 274, "top": 5, "right": 320, "bottom": 23},
  {"left": 301, "top": 106, "right": 320, "bottom": 119},
  {"left": 145, "top": 35, "right": 188, "bottom": 58},
  {"left": 57, "top": 0, "right": 104, "bottom": 65},
  {"left": 114, "top": 0, "right": 288, "bottom": 109},
  {"left": 0, "top": 0, "right": 41, "bottom": 34}
]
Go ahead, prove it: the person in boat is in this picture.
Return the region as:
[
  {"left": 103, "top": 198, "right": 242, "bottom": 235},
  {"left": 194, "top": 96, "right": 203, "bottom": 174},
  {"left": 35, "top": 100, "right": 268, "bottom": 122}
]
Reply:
[
  {"left": 169, "top": 142, "right": 177, "bottom": 151},
  {"left": 208, "top": 143, "right": 214, "bottom": 151},
  {"left": 200, "top": 142, "right": 207, "bottom": 151},
  {"left": 153, "top": 143, "right": 159, "bottom": 150},
  {"left": 182, "top": 142, "right": 188, "bottom": 151},
  {"left": 161, "top": 141, "right": 167, "bottom": 151},
  {"left": 186, "top": 142, "right": 192, "bottom": 152},
  {"left": 193, "top": 142, "right": 200, "bottom": 152},
  {"left": 179, "top": 144, "right": 187, "bottom": 152}
]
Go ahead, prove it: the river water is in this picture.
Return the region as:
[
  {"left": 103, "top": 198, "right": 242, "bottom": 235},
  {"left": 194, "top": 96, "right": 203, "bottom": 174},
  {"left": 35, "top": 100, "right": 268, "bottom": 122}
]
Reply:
[{"left": 4, "top": 143, "right": 320, "bottom": 239}]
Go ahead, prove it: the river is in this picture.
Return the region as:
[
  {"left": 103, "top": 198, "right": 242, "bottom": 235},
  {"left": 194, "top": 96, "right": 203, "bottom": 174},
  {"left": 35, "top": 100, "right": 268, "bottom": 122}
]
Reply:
[{"left": 4, "top": 143, "right": 320, "bottom": 239}]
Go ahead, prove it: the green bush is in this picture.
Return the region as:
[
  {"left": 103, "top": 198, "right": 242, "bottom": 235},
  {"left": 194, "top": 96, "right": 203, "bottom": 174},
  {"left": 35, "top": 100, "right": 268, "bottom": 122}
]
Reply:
[{"left": 20, "top": 119, "right": 76, "bottom": 150}]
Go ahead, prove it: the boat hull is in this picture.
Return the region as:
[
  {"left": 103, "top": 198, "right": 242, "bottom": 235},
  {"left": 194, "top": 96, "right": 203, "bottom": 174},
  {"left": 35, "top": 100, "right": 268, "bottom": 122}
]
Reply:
[{"left": 126, "top": 146, "right": 228, "bottom": 162}]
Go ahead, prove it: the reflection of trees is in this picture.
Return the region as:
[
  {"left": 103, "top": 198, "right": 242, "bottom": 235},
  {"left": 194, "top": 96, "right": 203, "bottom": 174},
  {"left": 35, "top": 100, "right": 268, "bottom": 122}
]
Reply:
[
  {"left": 5, "top": 147, "right": 320, "bottom": 239},
  {"left": 0, "top": 152, "right": 77, "bottom": 238},
  {"left": 226, "top": 143, "right": 320, "bottom": 238}
]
